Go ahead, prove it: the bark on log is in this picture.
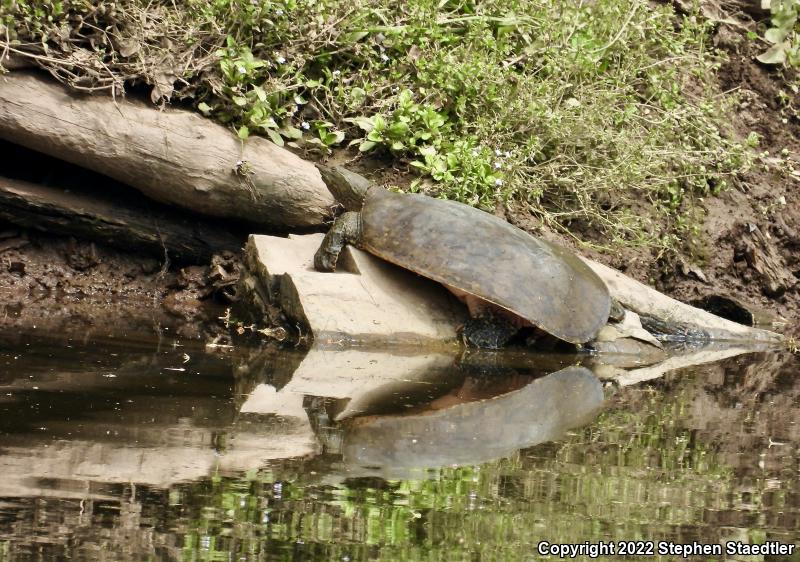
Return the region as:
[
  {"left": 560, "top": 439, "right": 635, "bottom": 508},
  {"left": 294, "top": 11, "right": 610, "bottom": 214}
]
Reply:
[
  {"left": 735, "top": 223, "right": 795, "bottom": 298},
  {"left": 0, "top": 176, "right": 243, "bottom": 263},
  {"left": 0, "top": 72, "right": 335, "bottom": 229}
]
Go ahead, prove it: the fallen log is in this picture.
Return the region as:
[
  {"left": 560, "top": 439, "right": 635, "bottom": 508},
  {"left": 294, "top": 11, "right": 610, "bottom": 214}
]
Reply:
[
  {"left": 582, "top": 258, "right": 784, "bottom": 344},
  {"left": 0, "top": 72, "right": 335, "bottom": 229},
  {"left": 0, "top": 176, "right": 243, "bottom": 263}
]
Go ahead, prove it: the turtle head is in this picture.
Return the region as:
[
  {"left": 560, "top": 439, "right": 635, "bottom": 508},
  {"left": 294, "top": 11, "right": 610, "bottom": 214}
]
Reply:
[{"left": 316, "top": 164, "right": 372, "bottom": 211}]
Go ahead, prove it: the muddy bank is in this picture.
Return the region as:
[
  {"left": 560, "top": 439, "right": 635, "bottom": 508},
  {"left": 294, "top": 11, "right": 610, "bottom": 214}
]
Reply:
[
  {"left": 0, "top": 225, "right": 239, "bottom": 340},
  {"left": 544, "top": 28, "right": 800, "bottom": 333},
  {"left": 657, "top": 32, "right": 800, "bottom": 329}
]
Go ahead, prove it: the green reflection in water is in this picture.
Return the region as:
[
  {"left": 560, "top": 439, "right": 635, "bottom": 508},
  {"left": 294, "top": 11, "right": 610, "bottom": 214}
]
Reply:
[
  {"left": 169, "top": 362, "right": 798, "bottom": 562},
  {"left": 0, "top": 330, "right": 797, "bottom": 562}
]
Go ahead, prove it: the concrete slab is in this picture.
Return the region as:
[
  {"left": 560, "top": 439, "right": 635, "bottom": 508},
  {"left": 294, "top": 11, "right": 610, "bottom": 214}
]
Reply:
[{"left": 245, "top": 233, "right": 467, "bottom": 345}]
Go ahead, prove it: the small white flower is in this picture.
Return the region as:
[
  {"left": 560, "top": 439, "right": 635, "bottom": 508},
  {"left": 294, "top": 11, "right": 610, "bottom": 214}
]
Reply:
[
  {"left": 236, "top": 65, "right": 246, "bottom": 74},
  {"left": 332, "top": 69, "right": 341, "bottom": 76},
  {"left": 301, "top": 121, "right": 310, "bottom": 130},
  {"left": 250, "top": 0, "right": 258, "bottom": 5},
  {"left": 275, "top": 54, "right": 286, "bottom": 64},
  {"left": 495, "top": 149, "right": 502, "bottom": 156},
  {"left": 380, "top": 53, "right": 389, "bottom": 62},
  {"left": 275, "top": 8, "right": 284, "bottom": 15},
  {"left": 504, "top": 150, "right": 511, "bottom": 158},
  {"left": 495, "top": 178, "right": 504, "bottom": 186},
  {"left": 471, "top": 149, "right": 479, "bottom": 156},
  {"left": 494, "top": 161, "right": 502, "bottom": 169}
]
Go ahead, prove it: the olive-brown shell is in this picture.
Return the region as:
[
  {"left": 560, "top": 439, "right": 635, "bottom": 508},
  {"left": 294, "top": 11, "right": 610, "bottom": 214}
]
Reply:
[{"left": 361, "top": 187, "right": 611, "bottom": 344}]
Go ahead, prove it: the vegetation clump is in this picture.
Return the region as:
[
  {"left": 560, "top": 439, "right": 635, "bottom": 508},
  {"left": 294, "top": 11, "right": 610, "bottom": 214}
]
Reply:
[
  {"left": 1, "top": 0, "right": 758, "bottom": 255},
  {"left": 757, "top": 0, "right": 800, "bottom": 66}
]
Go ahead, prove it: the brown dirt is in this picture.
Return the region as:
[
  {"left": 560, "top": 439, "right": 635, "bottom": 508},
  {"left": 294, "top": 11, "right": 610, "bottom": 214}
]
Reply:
[
  {"left": 659, "top": 20, "right": 800, "bottom": 332},
  {"left": 0, "top": 225, "right": 238, "bottom": 339}
]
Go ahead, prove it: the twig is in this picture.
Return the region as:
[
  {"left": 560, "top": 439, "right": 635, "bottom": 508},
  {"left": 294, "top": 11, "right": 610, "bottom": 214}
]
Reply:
[
  {"left": 1, "top": 28, "right": 9, "bottom": 67},
  {"left": 591, "top": 4, "right": 639, "bottom": 54}
]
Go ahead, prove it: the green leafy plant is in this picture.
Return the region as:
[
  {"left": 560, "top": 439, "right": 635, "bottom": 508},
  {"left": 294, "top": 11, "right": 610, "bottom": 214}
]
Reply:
[
  {"left": 757, "top": 0, "right": 800, "bottom": 66},
  {"left": 1, "top": 0, "right": 758, "bottom": 258}
]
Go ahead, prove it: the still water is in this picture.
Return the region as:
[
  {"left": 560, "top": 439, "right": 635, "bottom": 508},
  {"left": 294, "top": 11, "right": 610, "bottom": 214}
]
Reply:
[{"left": 0, "top": 326, "right": 797, "bottom": 561}]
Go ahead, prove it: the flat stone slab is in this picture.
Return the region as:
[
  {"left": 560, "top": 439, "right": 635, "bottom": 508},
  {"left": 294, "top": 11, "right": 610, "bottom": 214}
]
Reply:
[{"left": 245, "top": 233, "right": 467, "bottom": 345}]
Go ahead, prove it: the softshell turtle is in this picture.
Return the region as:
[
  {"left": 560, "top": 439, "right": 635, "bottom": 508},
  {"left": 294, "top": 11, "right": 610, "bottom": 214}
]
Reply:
[{"left": 313, "top": 165, "right": 611, "bottom": 345}]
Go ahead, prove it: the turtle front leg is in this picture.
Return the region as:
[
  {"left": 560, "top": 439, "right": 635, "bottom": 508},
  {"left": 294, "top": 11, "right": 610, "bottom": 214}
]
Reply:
[{"left": 314, "top": 211, "right": 363, "bottom": 271}]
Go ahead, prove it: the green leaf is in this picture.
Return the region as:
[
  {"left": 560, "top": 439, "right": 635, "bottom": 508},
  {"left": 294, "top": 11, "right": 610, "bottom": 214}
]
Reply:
[
  {"left": 232, "top": 95, "right": 248, "bottom": 107},
  {"left": 280, "top": 126, "right": 303, "bottom": 140},
  {"left": 359, "top": 140, "right": 377, "bottom": 152},
  {"left": 348, "top": 87, "right": 367, "bottom": 107},
  {"left": 259, "top": 116, "right": 279, "bottom": 129},
  {"left": 237, "top": 125, "right": 250, "bottom": 140},
  {"left": 266, "top": 129, "right": 284, "bottom": 146},
  {"left": 324, "top": 131, "right": 346, "bottom": 145},
  {"left": 343, "top": 30, "right": 369, "bottom": 43},
  {"left": 253, "top": 86, "right": 267, "bottom": 102},
  {"left": 757, "top": 41, "right": 789, "bottom": 64},
  {"left": 397, "top": 89, "right": 413, "bottom": 107},
  {"left": 764, "top": 27, "right": 786, "bottom": 44},
  {"left": 388, "top": 121, "right": 410, "bottom": 136},
  {"left": 349, "top": 116, "right": 375, "bottom": 132},
  {"left": 197, "top": 102, "right": 212, "bottom": 115}
]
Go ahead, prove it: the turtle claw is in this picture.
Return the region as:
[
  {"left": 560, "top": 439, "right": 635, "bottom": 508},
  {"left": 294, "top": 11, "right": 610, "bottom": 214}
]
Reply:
[{"left": 314, "top": 211, "right": 363, "bottom": 272}]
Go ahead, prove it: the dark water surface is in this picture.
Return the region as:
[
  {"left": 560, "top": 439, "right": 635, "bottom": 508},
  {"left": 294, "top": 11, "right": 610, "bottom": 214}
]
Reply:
[{"left": 0, "top": 328, "right": 798, "bottom": 561}]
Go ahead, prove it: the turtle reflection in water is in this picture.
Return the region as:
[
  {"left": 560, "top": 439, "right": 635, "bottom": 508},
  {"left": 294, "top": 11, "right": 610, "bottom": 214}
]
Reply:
[
  {"left": 313, "top": 165, "right": 611, "bottom": 348},
  {"left": 339, "top": 366, "right": 604, "bottom": 476}
]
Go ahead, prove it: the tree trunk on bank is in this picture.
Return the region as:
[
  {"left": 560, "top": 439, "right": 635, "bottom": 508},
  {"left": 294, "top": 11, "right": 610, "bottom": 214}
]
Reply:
[
  {"left": 0, "top": 176, "right": 243, "bottom": 263},
  {"left": 0, "top": 71, "right": 336, "bottom": 229}
]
